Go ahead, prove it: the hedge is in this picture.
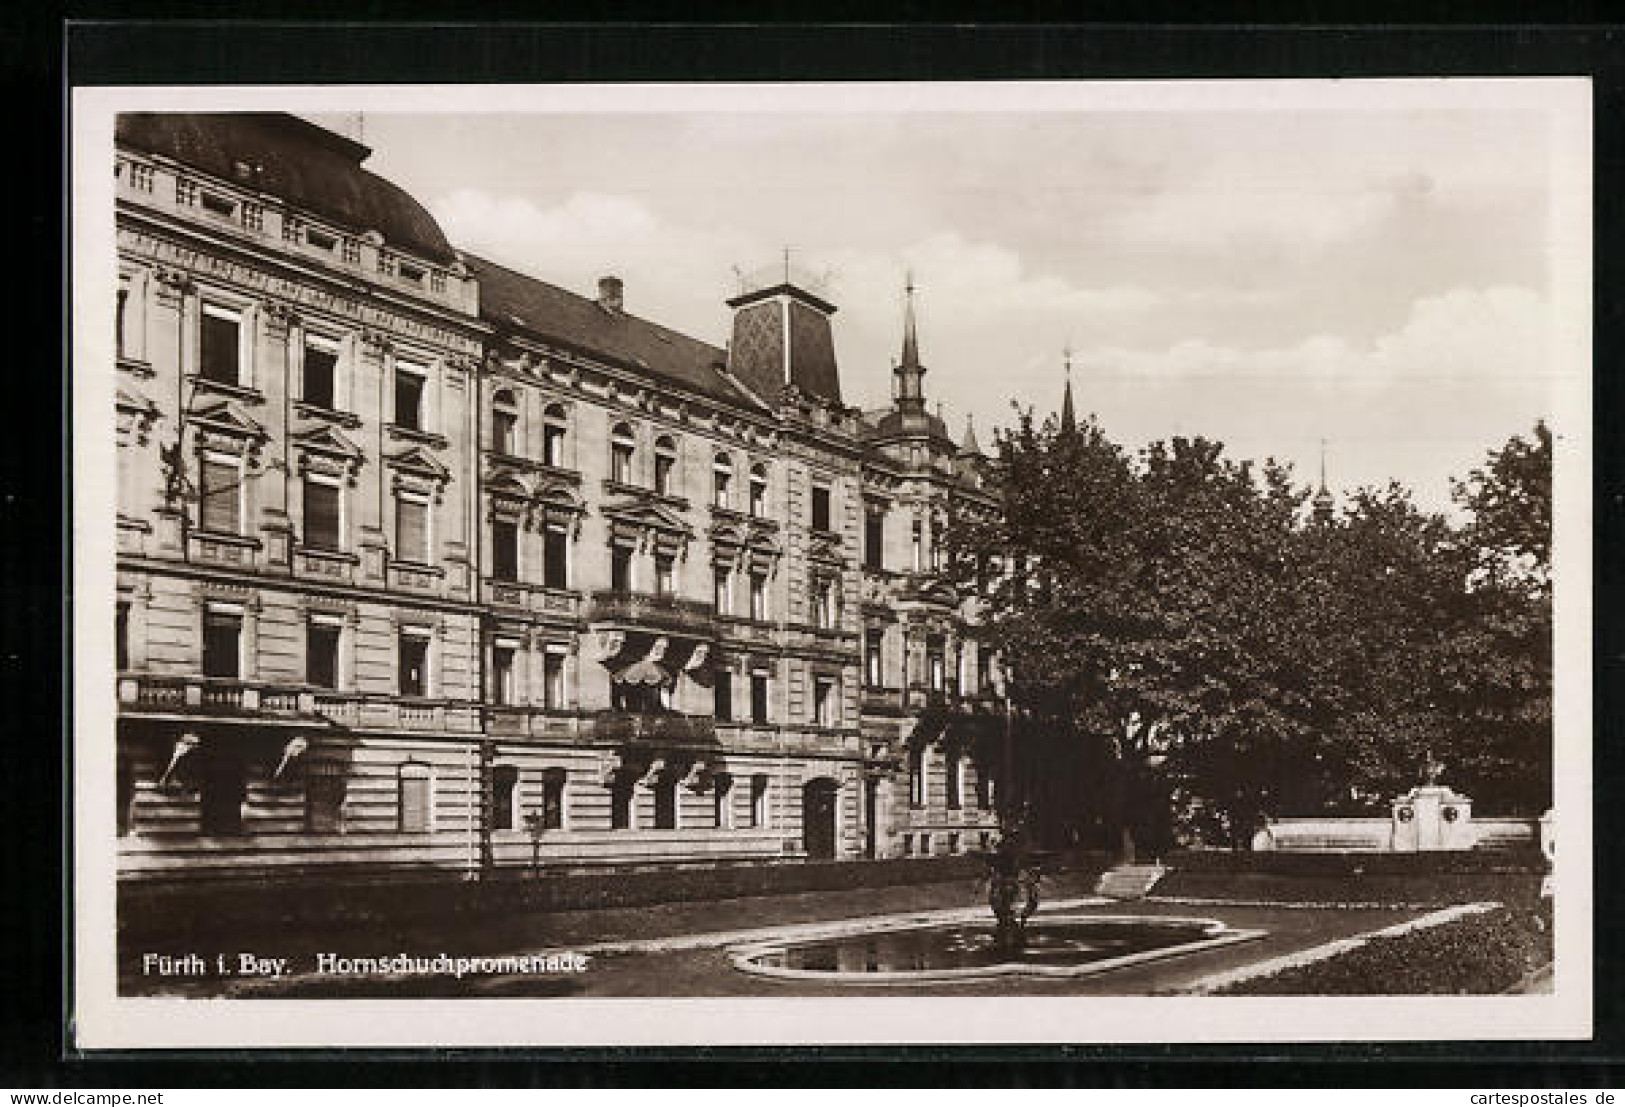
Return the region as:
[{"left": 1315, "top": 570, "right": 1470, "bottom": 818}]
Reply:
[
  {"left": 1212, "top": 904, "right": 1552, "bottom": 995},
  {"left": 120, "top": 851, "right": 1112, "bottom": 942},
  {"left": 1165, "top": 847, "right": 1547, "bottom": 877},
  {"left": 1153, "top": 870, "right": 1547, "bottom": 910}
]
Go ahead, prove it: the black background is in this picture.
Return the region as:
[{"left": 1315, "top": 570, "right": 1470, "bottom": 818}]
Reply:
[{"left": 6, "top": 10, "right": 1622, "bottom": 1088}]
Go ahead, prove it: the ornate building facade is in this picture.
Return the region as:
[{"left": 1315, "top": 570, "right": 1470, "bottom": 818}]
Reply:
[{"left": 111, "top": 112, "right": 1000, "bottom": 882}]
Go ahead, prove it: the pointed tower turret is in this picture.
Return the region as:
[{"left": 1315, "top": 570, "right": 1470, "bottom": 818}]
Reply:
[
  {"left": 959, "top": 414, "right": 982, "bottom": 456},
  {"left": 1312, "top": 438, "right": 1335, "bottom": 523},
  {"left": 1059, "top": 346, "right": 1077, "bottom": 435},
  {"left": 894, "top": 273, "right": 927, "bottom": 417}
]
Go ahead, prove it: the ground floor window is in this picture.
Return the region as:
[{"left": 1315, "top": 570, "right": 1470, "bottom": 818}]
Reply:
[
  {"left": 305, "top": 759, "right": 347, "bottom": 833},
  {"left": 398, "top": 762, "right": 432, "bottom": 832},
  {"left": 750, "top": 774, "right": 769, "bottom": 828},
  {"left": 539, "top": 769, "right": 565, "bottom": 831},
  {"left": 714, "top": 774, "right": 734, "bottom": 829},
  {"left": 491, "top": 764, "right": 519, "bottom": 831}
]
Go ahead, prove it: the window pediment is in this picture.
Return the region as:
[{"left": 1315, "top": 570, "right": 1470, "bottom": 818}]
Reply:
[{"left": 293, "top": 425, "right": 365, "bottom": 486}]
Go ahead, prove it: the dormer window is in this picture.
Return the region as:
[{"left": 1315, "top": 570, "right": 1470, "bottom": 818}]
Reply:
[
  {"left": 654, "top": 436, "right": 677, "bottom": 496},
  {"left": 175, "top": 178, "right": 197, "bottom": 206},
  {"left": 307, "top": 228, "right": 337, "bottom": 252},
  {"left": 399, "top": 262, "right": 425, "bottom": 285},
  {"left": 282, "top": 217, "right": 304, "bottom": 243},
  {"left": 342, "top": 238, "right": 361, "bottom": 264},
  {"left": 430, "top": 270, "right": 447, "bottom": 293},
  {"left": 241, "top": 202, "right": 264, "bottom": 231},
  {"left": 610, "top": 423, "right": 635, "bottom": 485},
  {"left": 377, "top": 251, "right": 396, "bottom": 277},
  {"left": 200, "top": 192, "right": 236, "bottom": 219},
  {"left": 713, "top": 453, "right": 733, "bottom": 509}
]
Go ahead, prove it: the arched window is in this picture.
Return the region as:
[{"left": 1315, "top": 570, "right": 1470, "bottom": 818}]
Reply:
[
  {"left": 653, "top": 435, "right": 677, "bottom": 496},
  {"left": 713, "top": 452, "right": 733, "bottom": 509},
  {"left": 491, "top": 390, "right": 518, "bottom": 455},
  {"left": 542, "top": 403, "right": 568, "bottom": 468},
  {"left": 748, "top": 464, "right": 768, "bottom": 517},
  {"left": 610, "top": 422, "right": 635, "bottom": 485}
]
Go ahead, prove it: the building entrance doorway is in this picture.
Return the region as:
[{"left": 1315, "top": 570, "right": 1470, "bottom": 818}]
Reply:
[{"left": 803, "top": 778, "right": 839, "bottom": 860}]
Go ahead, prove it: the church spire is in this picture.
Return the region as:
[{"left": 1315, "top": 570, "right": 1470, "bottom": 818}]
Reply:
[
  {"left": 894, "top": 272, "right": 927, "bottom": 415},
  {"left": 1312, "top": 438, "right": 1335, "bottom": 523},
  {"left": 1059, "top": 345, "right": 1077, "bottom": 435}
]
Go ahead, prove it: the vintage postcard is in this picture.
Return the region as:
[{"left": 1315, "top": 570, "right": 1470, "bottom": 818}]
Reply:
[{"left": 70, "top": 79, "right": 1592, "bottom": 1049}]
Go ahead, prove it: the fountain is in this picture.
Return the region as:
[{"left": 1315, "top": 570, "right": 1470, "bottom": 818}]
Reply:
[{"left": 729, "top": 808, "right": 1265, "bottom": 985}]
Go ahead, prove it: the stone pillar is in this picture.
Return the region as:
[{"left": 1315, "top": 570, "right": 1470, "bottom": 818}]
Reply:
[{"left": 1392, "top": 784, "right": 1476, "bottom": 851}]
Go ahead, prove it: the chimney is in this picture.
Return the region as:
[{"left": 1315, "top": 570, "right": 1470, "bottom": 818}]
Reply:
[{"left": 598, "top": 276, "right": 624, "bottom": 313}]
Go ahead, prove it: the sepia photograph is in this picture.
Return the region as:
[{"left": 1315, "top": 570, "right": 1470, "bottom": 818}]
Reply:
[{"left": 70, "top": 78, "right": 1591, "bottom": 1048}]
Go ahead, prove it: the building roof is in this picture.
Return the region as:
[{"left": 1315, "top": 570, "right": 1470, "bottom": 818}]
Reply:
[
  {"left": 467, "top": 253, "right": 761, "bottom": 411},
  {"left": 116, "top": 113, "right": 458, "bottom": 265}
]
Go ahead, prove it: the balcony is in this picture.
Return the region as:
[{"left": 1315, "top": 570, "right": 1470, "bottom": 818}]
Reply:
[
  {"left": 118, "top": 673, "right": 315, "bottom": 717},
  {"left": 587, "top": 590, "right": 716, "bottom": 637},
  {"left": 586, "top": 711, "right": 717, "bottom": 745},
  {"left": 482, "top": 705, "right": 582, "bottom": 740},
  {"left": 486, "top": 578, "right": 581, "bottom": 618},
  {"left": 860, "top": 686, "right": 906, "bottom": 716}
]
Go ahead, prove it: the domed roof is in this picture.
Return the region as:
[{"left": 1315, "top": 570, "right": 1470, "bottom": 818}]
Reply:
[{"left": 117, "top": 113, "right": 457, "bottom": 265}]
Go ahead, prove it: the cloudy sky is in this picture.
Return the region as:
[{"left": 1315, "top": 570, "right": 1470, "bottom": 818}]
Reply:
[{"left": 318, "top": 85, "right": 1584, "bottom": 512}]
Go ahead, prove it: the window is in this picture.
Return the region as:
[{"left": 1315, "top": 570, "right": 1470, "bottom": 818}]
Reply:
[
  {"left": 713, "top": 453, "right": 732, "bottom": 508},
  {"left": 199, "top": 747, "right": 246, "bottom": 836},
  {"left": 542, "top": 405, "right": 567, "bottom": 467},
  {"left": 811, "top": 484, "right": 831, "bottom": 532},
  {"left": 303, "top": 477, "right": 341, "bottom": 551},
  {"left": 492, "top": 391, "right": 518, "bottom": 454},
  {"left": 492, "top": 642, "right": 516, "bottom": 705},
  {"left": 398, "top": 762, "right": 432, "bottom": 832},
  {"left": 749, "top": 573, "right": 767, "bottom": 621},
  {"left": 284, "top": 217, "right": 304, "bottom": 243},
  {"left": 303, "top": 334, "right": 339, "bottom": 409},
  {"left": 977, "top": 770, "right": 994, "bottom": 811},
  {"left": 492, "top": 519, "right": 519, "bottom": 581},
  {"left": 814, "top": 578, "right": 837, "bottom": 630},
  {"left": 977, "top": 649, "right": 991, "bottom": 697},
  {"left": 395, "top": 492, "right": 429, "bottom": 564},
  {"left": 713, "top": 566, "right": 731, "bottom": 615},
  {"left": 865, "top": 627, "right": 884, "bottom": 687},
  {"left": 377, "top": 250, "right": 396, "bottom": 277},
  {"left": 653, "top": 780, "right": 677, "bottom": 830},
  {"left": 342, "top": 238, "right": 361, "bottom": 264},
  {"left": 241, "top": 201, "right": 264, "bottom": 231},
  {"left": 175, "top": 177, "right": 197, "bottom": 206},
  {"left": 399, "top": 632, "right": 429, "bottom": 697},
  {"left": 305, "top": 760, "right": 347, "bottom": 834},
  {"left": 750, "top": 774, "right": 769, "bottom": 828},
  {"left": 399, "top": 262, "right": 425, "bottom": 286},
  {"left": 306, "top": 616, "right": 341, "bottom": 689},
  {"left": 929, "top": 639, "right": 945, "bottom": 692},
  {"left": 542, "top": 523, "right": 569, "bottom": 589},
  {"left": 912, "top": 518, "right": 924, "bottom": 571},
  {"left": 610, "top": 542, "right": 633, "bottom": 592},
  {"left": 909, "top": 744, "right": 926, "bottom": 807},
  {"left": 948, "top": 832, "right": 961, "bottom": 854},
  {"left": 115, "top": 602, "right": 130, "bottom": 671},
  {"left": 749, "top": 465, "right": 768, "bottom": 517},
  {"left": 610, "top": 424, "right": 635, "bottom": 484},
  {"left": 129, "top": 163, "right": 154, "bottom": 192},
  {"left": 750, "top": 669, "right": 770, "bottom": 724},
  {"left": 201, "top": 607, "right": 241, "bottom": 679},
  {"left": 394, "top": 361, "right": 426, "bottom": 430},
  {"left": 539, "top": 769, "right": 565, "bottom": 830},
  {"left": 919, "top": 833, "right": 932, "bottom": 856},
  {"left": 713, "top": 668, "right": 732, "bottom": 720},
  {"left": 946, "top": 749, "right": 963, "bottom": 809},
  {"left": 610, "top": 780, "right": 635, "bottom": 830},
  {"left": 542, "top": 646, "right": 566, "bottom": 709},
  {"left": 715, "top": 774, "right": 734, "bottom": 829},
  {"left": 307, "top": 228, "right": 337, "bottom": 252},
  {"left": 931, "top": 519, "right": 943, "bottom": 571},
  {"left": 199, "top": 303, "right": 242, "bottom": 385},
  {"left": 959, "top": 647, "right": 974, "bottom": 696},
  {"left": 430, "top": 270, "right": 447, "bottom": 294},
  {"left": 492, "top": 765, "right": 518, "bottom": 831},
  {"left": 653, "top": 436, "right": 676, "bottom": 496},
  {"left": 115, "top": 287, "right": 129, "bottom": 360},
  {"left": 199, "top": 454, "right": 240, "bottom": 533},
  {"left": 200, "top": 192, "right": 236, "bottom": 218},
  {"left": 864, "top": 506, "right": 885, "bottom": 570},
  {"left": 813, "top": 676, "right": 837, "bottom": 728},
  {"left": 654, "top": 553, "right": 675, "bottom": 597},
  {"left": 902, "top": 833, "right": 914, "bottom": 856}
]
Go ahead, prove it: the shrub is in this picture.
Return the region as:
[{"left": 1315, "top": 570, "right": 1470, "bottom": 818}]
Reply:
[{"left": 1213, "top": 906, "right": 1551, "bottom": 995}]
